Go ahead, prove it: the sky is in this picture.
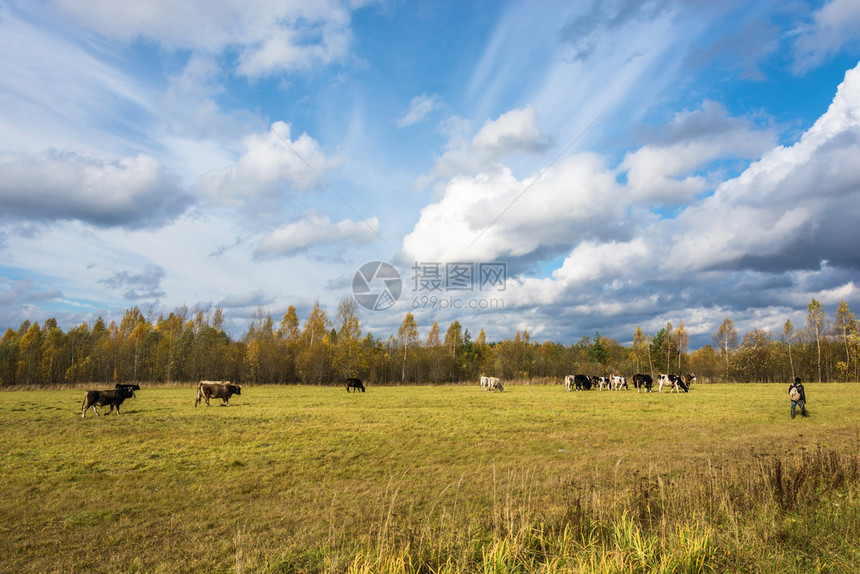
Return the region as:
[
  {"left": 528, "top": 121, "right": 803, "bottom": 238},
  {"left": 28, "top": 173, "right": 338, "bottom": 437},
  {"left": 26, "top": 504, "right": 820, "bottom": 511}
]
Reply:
[{"left": 2, "top": 0, "right": 860, "bottom": 349}]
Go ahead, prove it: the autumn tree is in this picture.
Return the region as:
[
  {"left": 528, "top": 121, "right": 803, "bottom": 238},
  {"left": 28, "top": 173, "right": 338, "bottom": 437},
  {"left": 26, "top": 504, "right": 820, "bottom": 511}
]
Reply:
[
  {"left": 397, "top": 313, "right": 419, "bottom": 383},
  {"left": 298, "top": 302, "right": 332, "bottom": 384},
  {"left": 444, "top": 321, "right": 463, "bottom": 381},
  {"left": 713, "top": 317, "right": 738, "bottom": 380},
  {"left": 806, "top": 299, "right": 826, "bottom": 383},
  {"left": 674, "top": 321, "right": 689, "bottom": 370},
  {"left": 332, "top": 297, "right": 365, "bottom": 379},
  {"left": 833, "top": 300, "right": 856, "bottom": 380}
]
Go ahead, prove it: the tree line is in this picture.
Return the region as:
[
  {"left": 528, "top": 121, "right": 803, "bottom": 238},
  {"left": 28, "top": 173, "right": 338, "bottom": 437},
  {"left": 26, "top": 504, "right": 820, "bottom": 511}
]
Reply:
[{"left": 0, "top": 297, "right": 857, "bottom": 387}]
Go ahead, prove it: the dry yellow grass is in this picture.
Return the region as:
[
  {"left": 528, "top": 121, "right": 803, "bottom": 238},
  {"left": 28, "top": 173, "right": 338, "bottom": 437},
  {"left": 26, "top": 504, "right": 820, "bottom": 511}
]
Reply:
[{"left": 1, "top": 382, "right": 858, "bottom": 572}]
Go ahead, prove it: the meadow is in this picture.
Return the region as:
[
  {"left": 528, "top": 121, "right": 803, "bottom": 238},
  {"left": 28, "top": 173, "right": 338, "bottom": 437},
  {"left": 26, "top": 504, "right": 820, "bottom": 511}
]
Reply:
[{"left": 1, "top": 382, "right": 858, "bottom": 573}]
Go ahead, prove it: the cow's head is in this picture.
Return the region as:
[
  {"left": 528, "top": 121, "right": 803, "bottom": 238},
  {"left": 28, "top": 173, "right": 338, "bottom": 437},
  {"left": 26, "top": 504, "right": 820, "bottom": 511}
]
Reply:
[{"left": 231, "top": 385, "right": 241, "bottom": 395}]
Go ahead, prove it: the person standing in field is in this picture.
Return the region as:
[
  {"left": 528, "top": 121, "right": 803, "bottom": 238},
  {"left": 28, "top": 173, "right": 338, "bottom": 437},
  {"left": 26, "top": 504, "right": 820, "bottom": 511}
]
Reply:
[{"left": 789, "top": 377, "right": 807, "bottom": 419}]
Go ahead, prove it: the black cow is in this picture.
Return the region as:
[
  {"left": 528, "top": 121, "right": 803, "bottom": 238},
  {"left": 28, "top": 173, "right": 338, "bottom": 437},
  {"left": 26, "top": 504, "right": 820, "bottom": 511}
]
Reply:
[
  {"left": 81, "top": 387, "right": 136, "bottom": 418},
  {"left": 195, "top": 380, "right": 241, "bottom": 407},
  {"left": 345, "top": 377, "right": 365, "bottom": 392},
  {"left": 573, "top": 374, "right": 591, "bottom": 391},
  {"left": 115, "top": 383, "right": 140, "bottom": 394},
  {"left": 632, "top": 373, "right": 653, "bottom": 393}
]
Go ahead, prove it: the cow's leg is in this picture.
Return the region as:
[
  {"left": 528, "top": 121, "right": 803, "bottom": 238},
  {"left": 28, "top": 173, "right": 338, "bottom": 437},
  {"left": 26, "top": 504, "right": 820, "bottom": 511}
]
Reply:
[{"left": 92, "top": 405, "right": 100, "bottom": 416}]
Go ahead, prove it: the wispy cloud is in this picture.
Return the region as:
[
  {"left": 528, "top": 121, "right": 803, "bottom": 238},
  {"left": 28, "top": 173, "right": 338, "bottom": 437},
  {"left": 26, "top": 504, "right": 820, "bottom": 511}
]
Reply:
[{"left": 396, "top": 93, "right": 440, "bottom": 128}]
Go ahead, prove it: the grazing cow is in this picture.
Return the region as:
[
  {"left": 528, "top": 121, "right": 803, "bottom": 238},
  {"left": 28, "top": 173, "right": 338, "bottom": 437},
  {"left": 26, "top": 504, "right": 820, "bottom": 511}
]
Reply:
[
  {"left": 611, "top": 375, "right": 627, "bottom": 390},
  {"left": 573, "top": 374, "right": 591, "bottom": 391},
  {"left": 632, "top": 373, "right": 652, "bottom": 393},
  {"left": 195, "top": 380, "right": 241, "bottom": 407},
  {"left": 564, "top": 375, "right": 575, "bottom": 391},
  {"left": 345, "top": 377, "right": 365, "bottom": 393},
  {"left": 658, "top": 374, "right": 689, "bottom": 393},
  {"left": 480, "top": 376, "right": 489, "bottom": 391},
  {"left": 593, "top": 376, "right": 610, "bottom": 391},
  {"left": 487, "top": 377, "right": 503, "bottom": 392},
  {"left": 679, "top": 373, "right": 696, "bottom": 389},
  {"left": 81, "top": 387, "right": 136, "bottom": 418}
]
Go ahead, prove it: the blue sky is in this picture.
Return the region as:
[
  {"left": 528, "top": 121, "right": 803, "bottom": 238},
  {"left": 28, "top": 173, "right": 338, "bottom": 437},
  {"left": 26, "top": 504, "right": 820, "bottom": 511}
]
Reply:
[{"left": 2, "top": 0, "right": 860, "bottom": 349}]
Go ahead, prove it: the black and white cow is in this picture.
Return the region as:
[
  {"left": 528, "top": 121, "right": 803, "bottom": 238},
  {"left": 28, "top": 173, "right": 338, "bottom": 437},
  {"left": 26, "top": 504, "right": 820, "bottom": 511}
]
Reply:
[
  {"left": 632, "top": 373, "right": 652, "bottom": 393},
  {"left": 658, "top": 374, "right": 689, "bottom": 393},
  {"left": 610, "top": 375, "right": 627, "bottom": 390},
  {"left": 593, "top": 376, "right": 610, "bottom": 391}
]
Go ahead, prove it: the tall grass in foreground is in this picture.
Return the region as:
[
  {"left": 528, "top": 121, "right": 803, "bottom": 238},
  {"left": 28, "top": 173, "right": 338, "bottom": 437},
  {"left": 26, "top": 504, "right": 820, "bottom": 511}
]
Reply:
[{"left": 325, "top": 445, "right": 859, "bottom": 574}]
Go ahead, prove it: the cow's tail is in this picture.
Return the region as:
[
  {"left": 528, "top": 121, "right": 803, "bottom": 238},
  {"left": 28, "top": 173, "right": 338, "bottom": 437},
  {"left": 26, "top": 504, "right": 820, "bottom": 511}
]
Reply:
[
  {"left": 194, "top": 383, "right": 203, "bottom": 407},
  {"left": 80, "top": 394, "right": 88, "bottom": 418}
]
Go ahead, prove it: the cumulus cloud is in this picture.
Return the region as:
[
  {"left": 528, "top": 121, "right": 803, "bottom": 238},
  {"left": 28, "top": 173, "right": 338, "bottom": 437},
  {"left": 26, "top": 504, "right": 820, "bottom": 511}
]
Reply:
[
  {"left": 0, "top": 151, "right": 189, "bottom": 228},
  {"left": 255, "top": 211, "right": 379, "bottom": 259},
  {"left": 403, "top": 152, "right": 623, "bottom": 263},
  {"left": 669, "top": 64, "right": 860, "bottom": 273},
  {"left": 396, "top": 93, "right": 440, "bottom": 128},
  {"left": 620, "top": 100, "right": 775, "bottom": 204},
  {"left": 418, "top": 106, "right": 551, "bottom": 188},
  {"left": 195, "top": 121, "right": 339, "bottom": 210},
  {"left": 49, "top": 0, "right": 358, "bottom": 78}
]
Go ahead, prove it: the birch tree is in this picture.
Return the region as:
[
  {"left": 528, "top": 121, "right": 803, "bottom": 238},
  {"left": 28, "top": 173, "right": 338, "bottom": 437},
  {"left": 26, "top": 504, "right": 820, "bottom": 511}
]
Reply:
[{"left": 806, "top": 298, "right": 825, "bottom": 383}]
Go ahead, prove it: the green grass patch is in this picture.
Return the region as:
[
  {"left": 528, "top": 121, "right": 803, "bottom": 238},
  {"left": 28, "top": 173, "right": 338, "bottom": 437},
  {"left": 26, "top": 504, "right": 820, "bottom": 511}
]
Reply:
[{"left": 1, "top": 383, "right": 858, "bottom": 572}]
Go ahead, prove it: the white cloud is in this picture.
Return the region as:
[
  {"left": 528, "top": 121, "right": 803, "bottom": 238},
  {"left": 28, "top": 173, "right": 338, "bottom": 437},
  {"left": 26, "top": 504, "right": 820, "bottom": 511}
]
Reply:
[
  {"left": 255, "top": 212, "right": 378, "bottom": 259},
  {"left": 0, "top": 151, "right": 189, "bottom": 227},
  {"left": 195, "top": 121, "right": 339, "bottom": 210},
  {"left": 396, "top": 94, "right": 439, "bottom": 128},
  {"left": 419, "top": 106, "right": 550, "bottom": 188},
  {"left": 403, "top": 152, "right": 622, "bottom": 263},
  {"left": 620, "top": 101, "right": 775, "bottom": 204},
  {"left": 669, "top": 63, "right": 860, "bottom": 272},
  {"left": 793, "top": 0, "right": 860, "bottom": 72},
  {"left": 48, "top": 0, "right": 358, "bottom": 78}
]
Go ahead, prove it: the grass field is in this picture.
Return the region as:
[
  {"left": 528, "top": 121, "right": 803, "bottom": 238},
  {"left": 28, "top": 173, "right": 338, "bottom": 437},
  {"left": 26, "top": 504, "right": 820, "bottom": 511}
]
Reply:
[{"left": 1, "top": 382, "right": 859, "bottom": 573}]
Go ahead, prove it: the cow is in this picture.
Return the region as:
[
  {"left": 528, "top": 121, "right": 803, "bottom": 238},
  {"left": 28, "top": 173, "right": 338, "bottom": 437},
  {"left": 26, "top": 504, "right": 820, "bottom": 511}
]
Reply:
[
  {"left": 564, "top": 375, "right": 575, "bottom": 391},
  {"left": 487, "top": 377, "right": 503, "bottom": 392},
  {"left": 611, "top": 375, "right": 627, "bottom": 390},
  {"left": 81, "top": 387, "right": 136, "bottom": 418},
  {"left": 593, "top": 376, "right": 610, "bottom": 391},
  {"left": 115, "top": 383, "right": 140, "bottom": 394},
  {"left": 195, "top": 380, "right": 241, "bottom": 407},
  {"left": 632, "top": 373, "right": 652, "bottom": 393},
  {"left": 679, "top": 373, "right": 696, "bottom": 389},
  {"left": 573, "top": 374, "right": 591, "bottom": 391},
  {"left": 658, "top": 374, "right": 689, "bottom": 393},
  {"left": 480, "top": 376, "right": 490, "bottom": 391},
  {"left": 345, "top": 377, "right": 365, "bottom": 393}
]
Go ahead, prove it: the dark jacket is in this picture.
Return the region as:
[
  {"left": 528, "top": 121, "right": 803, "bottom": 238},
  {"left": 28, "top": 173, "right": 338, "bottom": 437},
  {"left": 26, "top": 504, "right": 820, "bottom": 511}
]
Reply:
[{"left": 789, "top": 381, "right": 806, "bottom": 402}]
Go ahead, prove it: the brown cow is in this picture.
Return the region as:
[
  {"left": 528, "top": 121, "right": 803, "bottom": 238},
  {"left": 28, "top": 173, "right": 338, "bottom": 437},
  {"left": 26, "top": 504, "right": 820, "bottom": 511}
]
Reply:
[
  {"left": 195, "top": 380, "right": 241, "bottom": 407},
  {"left": 81, "top": 387, "right": 136, "bottom": 418}
]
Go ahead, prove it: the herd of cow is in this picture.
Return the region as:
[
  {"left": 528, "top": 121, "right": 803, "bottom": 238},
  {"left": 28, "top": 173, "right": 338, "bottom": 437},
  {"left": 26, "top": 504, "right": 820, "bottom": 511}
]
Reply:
[
  {"left": 80, "top": 380, "right": 242, "bottom": 418},
  {"left": 479, "top": 373, "right": 696, "bottom": 393},
  {"left": 78, "top": 372, "right": 696, "bottom": 417}
]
